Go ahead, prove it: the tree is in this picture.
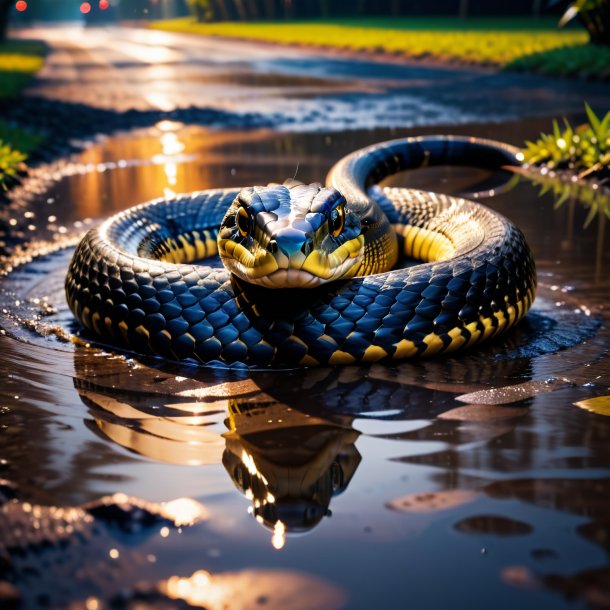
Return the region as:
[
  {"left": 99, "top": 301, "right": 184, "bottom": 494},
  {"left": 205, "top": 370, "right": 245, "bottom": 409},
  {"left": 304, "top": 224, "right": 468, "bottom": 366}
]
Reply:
[
  {"left": 459, "top": 0, "right": 468, "bottom": 18},
  {"left": 0, "top": 0, "right": 14, "bottom": 41},
  {"left": 188, "top": 0, "right": 213, "bottom": 21}
]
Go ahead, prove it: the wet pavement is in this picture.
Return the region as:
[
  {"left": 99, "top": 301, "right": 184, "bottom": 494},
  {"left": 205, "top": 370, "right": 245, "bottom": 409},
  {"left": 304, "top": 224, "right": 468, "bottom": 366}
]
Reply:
[
  {"left": 1, "top": 26, "right": 610, "bottom": 610},
  {"left": 14, "top": 26, "right": 610, "bottom": 130}
]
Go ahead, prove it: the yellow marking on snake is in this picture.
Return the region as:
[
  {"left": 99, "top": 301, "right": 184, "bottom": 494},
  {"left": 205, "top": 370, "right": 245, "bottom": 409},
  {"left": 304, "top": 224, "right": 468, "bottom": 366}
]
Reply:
[
  {"left": 104, "top": 316, "right": 116, "bottom": 339},
  {"left": 444, "top": 327, "right": 467, "bottom": 353},
  {"left": 300, "top": 354, "right": 320, "bottom": 367},
  {"left": 92, "top": 312, "right": 102, "bottom": 335},
  {"left": 178, "top": 235, "right": 196, "bottom": 262},
  {"left": 465, "top": 321, "right": 482, "bottom": 347},
  {"left": 363, "top": 345, "right": 388, "bottom": 362},
  {"left": 288, "top": 335, "right": 308, "bottom": 349},
  {"left": 135, "top": 325, "right": 150, "bottom": 341},
  {"left": 119, "top": 320, "right": 129, "bottom": 342},
  {"left": 393, "top": 338, "right": 418, "bottom": 359},
  {"left": 329, "top": 350, "right": 357, "bottom": 365},
  {"left": 422, "top": 332, "right": 445, "bottom": 356},
  {"left": 82, "top": 306, "right": 91, "bottom": 329},
  {"left": 480, "top": 317, "right": 496, "bottom": 341},
  {"left": 400, "top": 225, "right": 455, "bottom": 262}
]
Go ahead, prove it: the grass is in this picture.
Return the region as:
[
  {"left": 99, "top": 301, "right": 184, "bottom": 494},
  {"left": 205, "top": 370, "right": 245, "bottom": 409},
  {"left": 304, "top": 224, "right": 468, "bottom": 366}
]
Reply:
[
  {"left": 506, "top": 42, "right": 610, "bottom": 79},
  {"left": 151, "top": 17, "right": 589, "bottom": 68},
  {"left": 0, "top": 121, "right": 45, "bottom": 189},
  {"left": 0, "top": 39, "right": 46, "bottom": 100},
  {"left": 0, "top": 40, "right": 47, "bottom": 186}
]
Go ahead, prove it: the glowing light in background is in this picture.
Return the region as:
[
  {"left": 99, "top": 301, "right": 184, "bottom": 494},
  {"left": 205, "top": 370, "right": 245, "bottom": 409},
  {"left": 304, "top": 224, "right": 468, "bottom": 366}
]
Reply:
[
  {"left": 15, "top": 1, "right": 27, "bottom": 12},
  {"left": 80, "top": 2, "right": 91, "bottom": 14},
  {"left": 99, "top": 0, "right": 109, "bottom": 9}
]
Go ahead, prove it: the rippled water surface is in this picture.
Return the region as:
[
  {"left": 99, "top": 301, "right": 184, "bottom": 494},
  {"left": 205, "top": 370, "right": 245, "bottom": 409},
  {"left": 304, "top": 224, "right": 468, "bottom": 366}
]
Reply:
[{"left": 0, "top": 121, "right": 609, "bottom": 610}]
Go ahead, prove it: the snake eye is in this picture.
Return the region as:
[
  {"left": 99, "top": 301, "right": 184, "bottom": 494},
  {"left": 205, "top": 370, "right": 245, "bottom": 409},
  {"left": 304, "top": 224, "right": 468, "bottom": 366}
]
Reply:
[
  {"left": 236, "top": 206, "right": 253, "bottom": 238},
  {"left": 329, "top": 203, "right": 345, "bottom": 238}
]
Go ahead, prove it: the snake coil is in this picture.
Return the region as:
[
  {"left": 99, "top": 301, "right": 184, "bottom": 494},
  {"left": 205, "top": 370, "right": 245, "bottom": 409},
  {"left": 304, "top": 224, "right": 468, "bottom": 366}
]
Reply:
[{"left": 66, "top": 136, "right": 536, "bottom": 367}]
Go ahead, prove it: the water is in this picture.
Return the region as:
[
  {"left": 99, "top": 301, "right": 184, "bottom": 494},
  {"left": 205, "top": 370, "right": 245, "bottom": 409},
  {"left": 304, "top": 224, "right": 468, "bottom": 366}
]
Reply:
[{"left": 0, "top": 121, "right": 609, "bottom": 610}]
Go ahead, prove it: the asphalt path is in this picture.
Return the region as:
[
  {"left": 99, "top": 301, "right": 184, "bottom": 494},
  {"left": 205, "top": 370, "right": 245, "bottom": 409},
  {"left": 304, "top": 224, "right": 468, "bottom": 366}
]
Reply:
[{"left": 13, "top": 25, "right": 610, "bottom": 130}]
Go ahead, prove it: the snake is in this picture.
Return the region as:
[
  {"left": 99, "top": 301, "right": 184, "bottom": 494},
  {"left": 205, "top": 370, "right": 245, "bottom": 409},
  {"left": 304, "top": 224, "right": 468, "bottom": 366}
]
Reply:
[{"left": 65, "top": 136, "right": 537, "bottom": 367}]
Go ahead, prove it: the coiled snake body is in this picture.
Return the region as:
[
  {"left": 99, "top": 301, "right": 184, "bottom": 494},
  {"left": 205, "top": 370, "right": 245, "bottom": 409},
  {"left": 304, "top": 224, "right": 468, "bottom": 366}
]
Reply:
[{"left": 65, "top": 136, "right": 536, "bottom": 367}]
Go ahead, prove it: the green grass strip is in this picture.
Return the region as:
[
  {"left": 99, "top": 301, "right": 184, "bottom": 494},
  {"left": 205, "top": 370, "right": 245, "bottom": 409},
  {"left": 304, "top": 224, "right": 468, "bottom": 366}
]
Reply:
[
  {"left": 506, "top": 42, "right": 610, "bottom": 79},
  {"left": 0, "top": 121, "right": 45, "bottom": 188},
  {"left": 0, "top": 39, "right": 46, "bottom": 100},
  {"left": 151, "top": 18, "right": 588, "bottom": 67},
  {"left": 0, "top": 40, "right": 47, "bottom": 186}
]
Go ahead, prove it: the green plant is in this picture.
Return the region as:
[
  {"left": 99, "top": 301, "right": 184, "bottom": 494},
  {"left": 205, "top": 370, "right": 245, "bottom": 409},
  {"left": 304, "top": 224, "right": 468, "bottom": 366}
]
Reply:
[
  {"left": 521, "top": 104, "right": 610, "bottom": 178},
  {"left": 0, "top": 139, "right": 27, "bottom": 188},
  {"left": 0, "top": 122, "right": 44, "bottom": 188},
  {"left": 557, "top": 0, "right": 610, "bottom": 45}
]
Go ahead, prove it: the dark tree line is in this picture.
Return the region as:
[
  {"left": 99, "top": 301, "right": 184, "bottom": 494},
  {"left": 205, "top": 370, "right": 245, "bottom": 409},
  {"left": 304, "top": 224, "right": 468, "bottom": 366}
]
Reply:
[
  {"left": 1, "top": 0, "right": 609, "bottom": 46},
  {"left": 0, "top": 0, "right": 13, "bottom": 40},
  {"left": 189, "top": 0, "right": 566, "bottom": 21}
]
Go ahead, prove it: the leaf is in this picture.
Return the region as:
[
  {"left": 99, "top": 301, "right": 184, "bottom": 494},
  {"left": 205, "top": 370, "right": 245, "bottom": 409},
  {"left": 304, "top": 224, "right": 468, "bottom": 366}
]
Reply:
[
  {"left": 559, "top": 5, "right": 579, "bottom": 28},
  {"left": 583, "top": 203, "right": 598, "bottom": 228},
  {"left": 553, "top": 119, "right": 562, "bottom": 142},
  {"left": 562, "top": 117, "right": 574, "bottom": 144},
  {"left": 554, "top": 185, "right": 571, "bottom": 208},
  {"left": 585, "top": 102, "right": 603, "bottom": 141},
  {"left": 600, "top": 109, "right": 610, "bottom": 137},
  {"left": 574, "top": 395, "right": 610, "bottom": 417}
]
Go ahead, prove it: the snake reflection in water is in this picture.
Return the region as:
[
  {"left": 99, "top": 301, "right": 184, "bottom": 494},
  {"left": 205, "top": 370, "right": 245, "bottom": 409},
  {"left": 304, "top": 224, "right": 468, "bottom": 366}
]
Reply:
[{"left": 65, "top": 136, "right": 536, "bottom": 367}]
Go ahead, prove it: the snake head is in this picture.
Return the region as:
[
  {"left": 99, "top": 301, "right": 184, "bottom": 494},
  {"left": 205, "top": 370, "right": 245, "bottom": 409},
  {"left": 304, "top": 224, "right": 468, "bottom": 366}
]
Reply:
[{"left": 217, "top": 181, "right": 364, "bottom": 288}]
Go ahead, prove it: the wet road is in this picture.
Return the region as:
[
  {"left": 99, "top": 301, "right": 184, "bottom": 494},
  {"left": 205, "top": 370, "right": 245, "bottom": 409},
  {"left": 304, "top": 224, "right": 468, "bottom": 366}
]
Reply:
[{"left": 15, "top": 25, "right": 610, "bottom": 130}]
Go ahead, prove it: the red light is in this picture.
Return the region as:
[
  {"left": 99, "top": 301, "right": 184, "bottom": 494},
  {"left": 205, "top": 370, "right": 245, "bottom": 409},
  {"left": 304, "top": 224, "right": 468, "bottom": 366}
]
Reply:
[
  {"left": 15, "top": 1, "right": 27, "bottom": 11},
  {"left": 99, "top": 0, "right": 109, "bottom": 9},
  {"left": 80, "top": 2, "right": 91, "bottom": 13}
]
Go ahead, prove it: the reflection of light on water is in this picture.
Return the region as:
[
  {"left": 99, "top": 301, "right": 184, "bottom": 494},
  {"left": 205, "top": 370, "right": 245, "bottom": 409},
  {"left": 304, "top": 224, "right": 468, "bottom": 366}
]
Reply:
[
  {"left": 160, "top": 568, "right": 346, "bottom": 609},
  {"left": 272, "top": 520, "right": 286, "bottom": 550},
  {"left": 160, "top": 132, "right": 185, "bottom": 156},
  {"left": 164, "top": 571, "right": 216, "bottom": 607},
  {"left": 150, "top": 127, "right": 185, "bottom": 189},
  {"left": 242, "top": 449, "right": 269, "bottom": 485},
  {"left": 162, "top": 497, "right": 208, "bottom": 526},
  {"left": 156, "top": 120, "right": 185, "bottom": 132},
  {"left": 164, "top": 161, "right": 177, "bottom": 186},
  {"left": 85, "top": 597, "right": 99, "bottom": 610}
]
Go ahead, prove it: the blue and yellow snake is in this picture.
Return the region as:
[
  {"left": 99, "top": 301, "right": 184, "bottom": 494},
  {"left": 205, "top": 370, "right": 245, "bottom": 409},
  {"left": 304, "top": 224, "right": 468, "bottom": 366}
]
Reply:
[{"left": 65, "top": 136, "right": 536, "bottom": 367}]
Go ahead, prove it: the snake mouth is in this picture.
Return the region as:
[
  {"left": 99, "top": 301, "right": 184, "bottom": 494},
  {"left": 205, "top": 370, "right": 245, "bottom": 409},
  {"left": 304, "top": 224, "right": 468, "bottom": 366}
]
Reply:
[{"left": 219, "top": 235, "right": 364, "bottom": 288}]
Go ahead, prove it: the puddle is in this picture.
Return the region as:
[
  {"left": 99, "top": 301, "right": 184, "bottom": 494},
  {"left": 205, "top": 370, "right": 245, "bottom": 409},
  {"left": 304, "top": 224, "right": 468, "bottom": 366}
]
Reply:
[{"left": 0, "top": 120, "right": 609, "bottom": 610}]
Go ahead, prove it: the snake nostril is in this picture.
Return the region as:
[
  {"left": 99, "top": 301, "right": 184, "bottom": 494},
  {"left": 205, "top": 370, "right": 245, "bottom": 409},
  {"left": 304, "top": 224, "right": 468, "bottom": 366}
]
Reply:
[{"left": 267, "top": 240, "right": 278, "bottom": 254}]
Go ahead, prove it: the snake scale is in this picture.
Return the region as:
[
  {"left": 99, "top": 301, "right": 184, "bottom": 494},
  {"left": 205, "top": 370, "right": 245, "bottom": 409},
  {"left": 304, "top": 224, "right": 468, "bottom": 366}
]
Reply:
[{"left": 65, "top": 136, "right": 536, "bottom": 367}]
